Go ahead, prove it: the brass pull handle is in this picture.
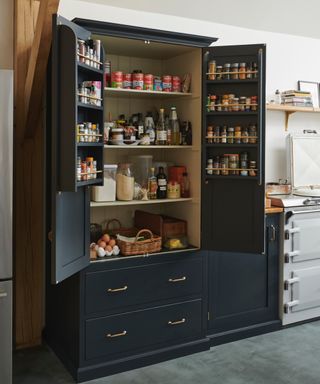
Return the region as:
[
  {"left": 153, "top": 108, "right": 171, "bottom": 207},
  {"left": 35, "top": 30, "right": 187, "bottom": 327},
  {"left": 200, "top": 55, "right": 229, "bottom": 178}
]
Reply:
[
  {"left": 168, "top": 276, "right": 186, "bottom": 283},
  {"left": 168, "top": 318, "right": 186, "bottom": 326},
  {"left": 107, "top": 285, "right": 128, "bottom": 293},
  {"left": 106, "top": 330, "right": 127, "bottom": 338}
]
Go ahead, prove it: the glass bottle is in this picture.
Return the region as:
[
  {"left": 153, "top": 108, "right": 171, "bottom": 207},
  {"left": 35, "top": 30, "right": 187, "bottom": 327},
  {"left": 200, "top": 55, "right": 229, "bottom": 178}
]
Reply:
[
  {"left": 156, "top": 108, "right": 167, "bottom": 145},
  {"left": 181, "top": 172, "right": 190, "bottom": 198},
  {"left": 137, "top": 113, "right": 144, "bottom": 139},
  {"left": 169, "top": 106, "right": 180, "bottom": 145},
  {"left": 156, "top": 166, "right": 167, "bottom": 199},
  {"left": 146, "top": 121, "right": 155, "bottom": 144},
  {"left": 165, "top": 114, "right": 171, "bottom": 145},
  {"left": 148, "top": 167, "right": 157, "bottom": 199}
]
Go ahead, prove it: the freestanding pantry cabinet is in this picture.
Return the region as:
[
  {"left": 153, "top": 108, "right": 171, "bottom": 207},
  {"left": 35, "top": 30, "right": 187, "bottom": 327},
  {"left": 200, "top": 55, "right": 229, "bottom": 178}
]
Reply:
[{"left": 45, "top": 15, "right": 280, "bottom": 382}]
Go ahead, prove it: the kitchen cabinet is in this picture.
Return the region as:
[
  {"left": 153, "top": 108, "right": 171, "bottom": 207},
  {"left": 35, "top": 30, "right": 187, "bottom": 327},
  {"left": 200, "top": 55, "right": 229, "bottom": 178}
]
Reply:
[
  {"left": 207, "top": 214, "right": 281, "bottom": 344},
  {"left": 45, "top": 14, "right": 270, "bottom": 382}
]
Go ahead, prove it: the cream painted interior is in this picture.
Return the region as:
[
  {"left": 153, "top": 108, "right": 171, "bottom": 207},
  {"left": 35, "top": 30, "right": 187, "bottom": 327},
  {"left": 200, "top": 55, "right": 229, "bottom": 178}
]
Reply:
[{"left": 90, "top": 35, "right": 202, "bottom": 249}]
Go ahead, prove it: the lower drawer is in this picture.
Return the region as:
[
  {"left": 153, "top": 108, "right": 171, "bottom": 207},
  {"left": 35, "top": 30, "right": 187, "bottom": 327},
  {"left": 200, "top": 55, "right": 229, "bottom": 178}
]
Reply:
[{"left": 85, "top": 299, "right": 202, "bottom": 360}]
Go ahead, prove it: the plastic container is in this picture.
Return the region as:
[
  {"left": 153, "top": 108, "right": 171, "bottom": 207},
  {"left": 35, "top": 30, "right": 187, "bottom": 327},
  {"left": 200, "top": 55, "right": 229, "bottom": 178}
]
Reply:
[
  {"left": 91, "top": 165, "right": 117, "bottom": 201},
  {"left": 128, "top": 155, "right": 153, "bottom": 188},
  {"left": 116, "top": 163, "right": 135, "bottom": 201}
]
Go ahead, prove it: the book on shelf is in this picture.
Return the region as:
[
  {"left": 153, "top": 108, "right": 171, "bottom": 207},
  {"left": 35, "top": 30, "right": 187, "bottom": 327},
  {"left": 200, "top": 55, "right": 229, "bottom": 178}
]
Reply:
[{"left": 282, "top": 90, "right": 312, "bottom": 96}]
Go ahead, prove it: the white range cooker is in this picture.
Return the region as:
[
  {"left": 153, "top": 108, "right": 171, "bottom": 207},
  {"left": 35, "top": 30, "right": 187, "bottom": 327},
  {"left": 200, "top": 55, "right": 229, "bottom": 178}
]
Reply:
[{"left": 272, "top": 133, "right": 320, "bottom": 325}]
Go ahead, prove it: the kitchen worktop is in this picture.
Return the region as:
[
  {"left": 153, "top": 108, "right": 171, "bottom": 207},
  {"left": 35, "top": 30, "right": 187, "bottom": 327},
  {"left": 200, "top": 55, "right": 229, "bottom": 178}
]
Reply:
[{"left": 265, "top": 206, "right": 284, "bottom": 214}]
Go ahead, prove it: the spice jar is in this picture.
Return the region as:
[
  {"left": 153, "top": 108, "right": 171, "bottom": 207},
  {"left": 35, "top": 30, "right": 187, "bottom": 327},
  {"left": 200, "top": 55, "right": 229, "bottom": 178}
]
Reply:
[
  {"left": 206, "top": 158, "right": 213, "bottom": 175},
  {"left": 207, "top": 95, "right": 211, "bottom": 112},
  {"left": 210, "top": 95, "right": 216, "bottom": 111},
  {"left": 227, "top": 127, "right": 234, "bottom": 143},
  {"left": 251, "top": 96, "right": 258, "bottom": 111},
  {"left": 239, "top": 96, "right": 247, "bottom": 111},
  {"left": 234, "top": 126, "right": 241, "bottom": 143},
  {"left": 231, "top": 63, "right": 239, "bottom": 79},
  {"left": 207, "top": 126, "right": 213, "bottom": 143},
  {"left": 232, "top": 98, "right": 239, "bottom": 112},
  {"left": 221, "top": 155, "right": 229, "bottom": 175},
  {"left": 214, "top": 126, "right": 220, "bottom": 143},
  {"left": 116, "top": 163, "right": 135, "bottom": 200},
  {"left": 252, "top": 62, "right": 258, "bottom": 78},
  {"left": 223, "top": 63, "right": 231, "bottom": 79},
  {"left": 222, "top": 95, "right": 229, "bottom": 111},
  {"left": 242, "top": 126, "right": 249, "bottom": 143},
  {"left": 216, "top": 96, "right": 222, "bottom": 111},
  {"left": 221, "top": 125, "right": 227, "bottom": 143},
  {"left": 245, "top": 97, "right": 251, "bottom": 111},
  {"left": 86, "top": 157, "right": 94, "bottom": 179},
  {"left": 240, "top": 152, "right": 248, "bottom": 176},
  {"left": 228, "top": 94, "right": 235, "bottom": 111},
  {"left": 213, "top": 156, "right": 220, "bottom": 175},
  {"left": 239, "top": 63, "right": 246, "bottom": 80},
  {"left": 216, "top": 66, "right": 223, "bottom": 80},
  {"left": 208, "top": 60, "right": 216, "bottom": 80},
  {"left": 228, "top": 154, "right": 239, "bottom": 175},
  {"left": 249, "top": 123, "right": 257, "bottom": 143},
  {"left": 110, "top": 127, "right": 124, "bottom": 142},
  {"left": 249, "top": 161, "right": 257, "bottom": 177}
]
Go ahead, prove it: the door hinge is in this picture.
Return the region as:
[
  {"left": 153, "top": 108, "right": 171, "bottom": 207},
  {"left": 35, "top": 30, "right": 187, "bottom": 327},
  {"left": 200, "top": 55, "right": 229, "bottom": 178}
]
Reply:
[{"left": 207, "top": 312, "right": 210, "bottom": 321}]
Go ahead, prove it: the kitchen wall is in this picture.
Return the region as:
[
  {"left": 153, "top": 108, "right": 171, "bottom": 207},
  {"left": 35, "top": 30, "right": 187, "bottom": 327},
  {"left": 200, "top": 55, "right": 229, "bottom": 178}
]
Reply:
[
  {"left": 0, "top": 0, "right": 13, "bottom": 69},
  {"left": 59, "top": 0, "right": 320, "bottom": 183}
]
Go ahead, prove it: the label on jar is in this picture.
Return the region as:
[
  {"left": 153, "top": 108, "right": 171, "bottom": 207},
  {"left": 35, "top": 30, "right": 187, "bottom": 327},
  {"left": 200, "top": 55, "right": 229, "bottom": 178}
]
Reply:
[
  {"left": 172, "top": 76, "right": 181, "bottom": 92},
  {"left": 162, "top": 75, "right": 172, "bottom": 92},
  {"left": 111, "top": 71, "right": 123, "bottom": 88},
  {"left": 132, "top": 73, "right": 144, "bottom": 90},
  {"left": 153, "top": 78, "right": 162, "bottom": 91},
  {"left": 157, "top": 131, "right": 167, "bottom": 142},
  {"left": 144, "top": 74, "right": 153, "bottom": 90},
  {"left": 123, "top": 73, "right": 132, "bottom": 89}
]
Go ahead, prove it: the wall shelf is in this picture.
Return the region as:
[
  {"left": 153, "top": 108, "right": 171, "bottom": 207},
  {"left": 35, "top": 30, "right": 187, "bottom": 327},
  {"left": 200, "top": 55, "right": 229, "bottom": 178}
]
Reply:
[
  {"left": 104, "top": 87, "right": 192, "bottom": 98},
  {"left": 104, "top": 145, "right": 193, "bottom": 149},
  {"left": 266, "top": 104, "right": 320, "bottom": 130},
  {"left": 90, "top": 197, "right": 193, "bottom": 207}
]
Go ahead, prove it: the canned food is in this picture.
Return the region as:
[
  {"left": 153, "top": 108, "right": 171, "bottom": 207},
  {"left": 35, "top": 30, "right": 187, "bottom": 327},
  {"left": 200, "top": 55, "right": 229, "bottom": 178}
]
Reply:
[
  {"left": 132, "top": 72, "right": 144, "bottom": 90},
  {"left": 111, "top": 71, "right": 123, "bottom": 88},
  {"left": 123, "top": 73, "right": 132, "bottom": 89},
  {"left": 144, "top": 74, "right": 153, "bottom": 90},
  {"left": 172, "top": 76, "right": 181, "bottom": 92},
  {"left": 162, "top": 75, "right": 172, "bottom": 92},
  {"left": 78, "top": 39, "right": 85, "bottom": 63},
  {"left": 153, "top": 76, "right": 162, "bottom": 91}
]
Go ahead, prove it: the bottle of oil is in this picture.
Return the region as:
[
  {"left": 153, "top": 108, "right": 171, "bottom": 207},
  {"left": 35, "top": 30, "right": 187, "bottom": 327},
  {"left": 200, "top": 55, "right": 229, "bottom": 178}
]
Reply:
[
  {"left": 148, "top": 167, "right": 157, "bottom": 199},
  {"left": 169, "top": 106, "right": 180, "bottom": 145},
  {"left": 156, "top": 166, "right": 167, "bottom": 199},
  {"left": 156, "top": 108, "right": 167, "bottom": 145}
]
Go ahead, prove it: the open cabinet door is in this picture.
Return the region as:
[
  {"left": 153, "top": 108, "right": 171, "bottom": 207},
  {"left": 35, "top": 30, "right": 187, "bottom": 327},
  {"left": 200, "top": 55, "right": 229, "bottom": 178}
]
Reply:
[
  {"left": 49, "top": 15, "right": 94, "bottom": 284},
  {"left": 201, "top": 44, "right": 266, "bottom": 254}
]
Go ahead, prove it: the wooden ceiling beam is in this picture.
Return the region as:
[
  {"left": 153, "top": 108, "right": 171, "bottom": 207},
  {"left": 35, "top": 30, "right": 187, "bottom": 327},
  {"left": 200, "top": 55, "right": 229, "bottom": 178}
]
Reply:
[{"left": 23, "top": 0, "right": 59, "bottom": 139}]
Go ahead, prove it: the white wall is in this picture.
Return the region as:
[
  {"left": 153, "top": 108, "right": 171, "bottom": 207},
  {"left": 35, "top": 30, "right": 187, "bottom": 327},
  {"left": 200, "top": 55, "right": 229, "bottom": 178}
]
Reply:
[
  {"left": 60, "top": 0, "right": 320, "bottom": 183},
  {"left": 0, "top": 0, "right": 13, "bottom": 69}
]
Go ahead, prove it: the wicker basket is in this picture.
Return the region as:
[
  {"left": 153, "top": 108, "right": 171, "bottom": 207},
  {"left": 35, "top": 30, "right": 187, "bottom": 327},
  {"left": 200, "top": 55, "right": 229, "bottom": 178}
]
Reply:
[
  {"left": 104, "top": 219, "right": 135, "bottom": 237},
  {"left": 117, "top": 229, "right": 162, "bottom": 256}
]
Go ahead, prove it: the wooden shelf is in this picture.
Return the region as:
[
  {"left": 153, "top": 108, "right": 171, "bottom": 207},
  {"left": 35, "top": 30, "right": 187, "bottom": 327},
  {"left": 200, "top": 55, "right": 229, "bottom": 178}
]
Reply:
[
  {"left": 104, "top": 145, "right": 193, "bottom": 149},
  {"left": 90, "top": 197, "right": 193, "bottom": 208},
  {"left": 266, "top": 104, "right": 320, "bottom": 130},
  {"left": 104, "top": 87, "right": 192, "bottom": 98}
]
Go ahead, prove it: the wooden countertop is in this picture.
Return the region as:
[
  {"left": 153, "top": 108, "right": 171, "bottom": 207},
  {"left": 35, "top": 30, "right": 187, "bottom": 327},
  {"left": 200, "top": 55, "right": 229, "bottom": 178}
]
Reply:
[{"left": 265, "top": 206, "right": 283, "bottom": 214}]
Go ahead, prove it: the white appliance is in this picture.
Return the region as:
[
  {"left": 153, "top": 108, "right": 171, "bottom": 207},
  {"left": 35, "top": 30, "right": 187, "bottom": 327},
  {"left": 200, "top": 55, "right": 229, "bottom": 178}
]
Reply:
[
  {"left": 272, "top": 132, "right": 320, "bottom": 325},
  {"left": 0, "top": 70, "right": 13, "bottom": 383}
]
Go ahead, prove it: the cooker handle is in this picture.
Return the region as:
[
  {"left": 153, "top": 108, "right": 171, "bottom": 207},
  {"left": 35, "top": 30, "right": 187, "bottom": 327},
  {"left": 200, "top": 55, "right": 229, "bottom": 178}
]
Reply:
[
  {"left": 284, "top": 300, "right": 299, "bottom": 313},
  {"left": 290, "top": 209, "right": 320, "bottom": 215}
]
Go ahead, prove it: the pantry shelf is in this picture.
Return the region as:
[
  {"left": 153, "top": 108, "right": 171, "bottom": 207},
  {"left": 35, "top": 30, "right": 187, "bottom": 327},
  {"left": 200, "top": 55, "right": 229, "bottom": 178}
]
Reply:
[
  {"left": 77, "top": 177, "right": 103, "bottom": 187},
  {"left": 104, "top": 87, "right": 192, "bottom": 98},
  {"left": 207, "top": 111, "right": 258, "bottom": 116},
  {"left": 90, "top": 197, "right": 193, "bottom": 207},
  {"left": 207, "top": 79, "right": 258, "bottom": 84},
  {"left": 78, "top": 102, "right": 103, "bottom": 111},
  {"left": 77, "top": 61, "right": 104, "bottom": 75},
  {"left": 205, "top": 143, "right": 258, "bottom": 148},
  {"left": 205, "top": 174, "right": 258, "bottom": 180},
  {"left": 104, "top": 145, "right": 193, "bottom": 149},
  {"left": 77, "top": 142, "right": 104, "bottom": 147}
]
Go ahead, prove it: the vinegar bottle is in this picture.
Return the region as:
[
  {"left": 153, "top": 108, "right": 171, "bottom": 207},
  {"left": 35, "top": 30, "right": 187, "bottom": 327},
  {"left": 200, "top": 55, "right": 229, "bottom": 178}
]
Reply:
[{"left": 169, "top": 107, "right": 180, "bottom": 145}]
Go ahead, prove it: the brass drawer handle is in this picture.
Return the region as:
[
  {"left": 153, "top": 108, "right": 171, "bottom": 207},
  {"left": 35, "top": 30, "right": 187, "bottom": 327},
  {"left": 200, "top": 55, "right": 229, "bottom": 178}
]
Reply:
[
  {"left": 168, "top": 318, "right": 186, "bottom": 326},
  {"left": 168, "top": 276, "right": 186, "bottom": 283},
  {"left": 107, "top": 285, "right": 128, "bottom": 293},
  {"left": 106, "top": 330, "right": 127, "bottom": 338}
]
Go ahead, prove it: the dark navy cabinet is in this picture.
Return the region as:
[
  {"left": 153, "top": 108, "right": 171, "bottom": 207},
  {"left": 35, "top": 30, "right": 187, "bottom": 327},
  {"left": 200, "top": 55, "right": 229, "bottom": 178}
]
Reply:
[{"left": 207, "top": 214, "right": 281, "bottom": 345}]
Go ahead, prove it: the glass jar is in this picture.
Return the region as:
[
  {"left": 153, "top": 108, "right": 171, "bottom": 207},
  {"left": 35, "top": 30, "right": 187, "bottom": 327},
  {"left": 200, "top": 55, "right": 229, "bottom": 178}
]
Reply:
[
  {"left": 231, "top": 63, "right": 239, "bottom": 79},
  {"left": 242, "top": 126, "right": 249, "bottom": 143},
  {"left": 210, "top": 95, "right": 216, "bottom": 111},
  {"left": 207, "top": 126, "right": 213, "bottom": 143},
  {"left": 216, "top": 96, "right": 222, "bottom": 111},
  {"left": 220, "top": 125, "right": 227, "bottom": 143},
  {"left": 214, "top": 125, "right": 220, "bottom": 143},
  {"left": 240, "top": 152, "right": 248, "bottom": 176},
  {"left": 246, "top": 62, "right": 252, "bottom": 79},
  {"left": 228, "top": 154, "right": 238, "bottom": 175},
  {"left": 232, "top": 98, "right": 239, "bottom": 112},
  {"left": 249, "top": 123, "right": 257, "bottom": 143},
  {"left": 116, "top": 163, "right": 135, "bottom": 201},
  {"left": 249, "top": 161, "right": 257, "bottom": 177},
  {"left": 167, "top": 181, "right": 181, "bottom": 198},
  {"left": 252, "top": 62, "right": 258, "bottom": 78},
  {"left": 239, "top": 96, "right": 247, "bottom": 111},
  {"left": 221, "top": 155, "right": 229, "bottom": 175},
  {"left": 245, "top": 97, "right": 251, "bottom": 111},
  {"left": 216, "top": 66, "right": 223, "bottom": 80},
  {"left": 206, "top": 159, "right": 213, "bottom": 175},
  {"left": 222, "top": 95, "right": 229, "bottom": 111},
  {"left": 239, "top": 63, "right": 246, "bottom": 79},
  {"left": 251, "top": 96, "right": 258, "bottom": 111},
  {"left": 213, "top": 156, "right": 220, "bottom": 175},
  {"left": 208, "top": 60, "right": 216, "bottom": 80},
  {"left": 227, "top": 127, "right": 234, "bottom": 143},
  {"left": 234, "top": 126, "right": 241, "bottom": 143},
  {"left": 223, "top": 63, "right": 231, "bottom": 79},
  {"left": 86, "top": 157, "right": 94, "bottom": 179}
]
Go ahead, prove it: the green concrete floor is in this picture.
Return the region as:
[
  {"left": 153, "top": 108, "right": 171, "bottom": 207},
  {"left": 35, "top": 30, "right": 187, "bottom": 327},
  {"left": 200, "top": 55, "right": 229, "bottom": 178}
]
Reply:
[{"left": 13, "top": 321, "right": 320, "bottom": 384}]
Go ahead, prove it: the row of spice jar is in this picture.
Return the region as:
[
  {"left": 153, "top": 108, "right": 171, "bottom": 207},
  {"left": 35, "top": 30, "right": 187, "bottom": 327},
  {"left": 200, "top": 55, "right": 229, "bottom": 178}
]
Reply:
[
  {"left": 77, "top": 39, "right": 102, "bottom": 69},
  {"left": 207, "top": 94, "right": 258, "bottom": 112},
  {"left": 206, "top": 153, "right": 257, "bottom": 177},
  {"left": 207, "top": 124, "right": 257, "bottom": 144},
  {"left": 77, "top": 122, "right": 101, "bottom": 143},
  {"left": 207, "top": 61, "right": 258, "bottom": 80},
  {"left": 78, "top": 81, "right": 102, "bottom": 106},
  {"left": 77, "top": 156, "right": 99, "bottom": 182}
]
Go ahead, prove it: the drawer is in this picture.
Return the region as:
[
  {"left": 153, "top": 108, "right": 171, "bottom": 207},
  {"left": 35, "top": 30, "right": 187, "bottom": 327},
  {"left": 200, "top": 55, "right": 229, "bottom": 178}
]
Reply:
[
  {"left": 85, "top": 258, "right": 203, "bottom": 314},
  {"left": 85, "top": 299, "right": 202, "bottom": 360}
]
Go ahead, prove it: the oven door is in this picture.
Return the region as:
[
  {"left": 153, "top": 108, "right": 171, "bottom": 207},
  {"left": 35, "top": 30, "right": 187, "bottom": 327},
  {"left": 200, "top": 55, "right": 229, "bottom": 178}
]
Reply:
[{"left": 284, "top": 208, "right": 320, "bottom": 264}]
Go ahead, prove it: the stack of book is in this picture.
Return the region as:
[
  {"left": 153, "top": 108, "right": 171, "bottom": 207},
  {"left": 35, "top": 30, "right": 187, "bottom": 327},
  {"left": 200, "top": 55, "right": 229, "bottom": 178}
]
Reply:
[{"left": 281, "top": 90, "right": 313, "bottom": 107}]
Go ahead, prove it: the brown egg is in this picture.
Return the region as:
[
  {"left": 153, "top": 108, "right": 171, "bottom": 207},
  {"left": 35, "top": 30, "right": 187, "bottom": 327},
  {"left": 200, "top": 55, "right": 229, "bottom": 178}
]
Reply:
[
  {"left": 102, "top": 234, "right": 110, "bottom": 243},
  {"left": 99, "top": 241, "right": 106, "bottom": 249},
  {"left": 109, "top": 239, "right": 116, "bottom": 247},
  {"left": 105, "top": 245, "right": 113, "bottom": 253}
]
